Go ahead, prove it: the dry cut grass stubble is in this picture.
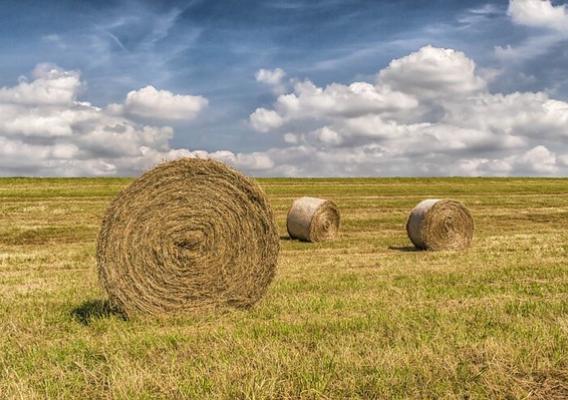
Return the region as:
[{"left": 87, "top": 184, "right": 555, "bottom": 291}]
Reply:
[{"left": 2, "top": 177, "right": 568, "bottom": 399}]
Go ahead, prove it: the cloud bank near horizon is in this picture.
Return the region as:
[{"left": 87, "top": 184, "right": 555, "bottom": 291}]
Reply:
[
  {"left": 2, "top": 43, "right": 568, "bottom": 177},
  {"left": 248, "top": 45, "right": 568, "bottom": 177}
]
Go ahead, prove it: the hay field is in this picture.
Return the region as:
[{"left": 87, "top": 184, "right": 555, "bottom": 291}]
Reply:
[{"left": 1, "top": 177, "right": 568, "bottom": 399}]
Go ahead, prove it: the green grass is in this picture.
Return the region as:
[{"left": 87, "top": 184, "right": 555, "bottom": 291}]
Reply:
[{"left": 1, "top": 177, "right": 568, "bottom": 399}]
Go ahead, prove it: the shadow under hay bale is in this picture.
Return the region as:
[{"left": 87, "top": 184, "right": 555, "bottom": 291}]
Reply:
[
  {"left": 388, "top": 245, "right": 420, "bottom": 253},
  {"left": 406, "top": 199, "right": 474, "bottom": 251},
  {"left": 287, "top": 197, "right": 340, "bottom": 242},
  {"left": 71, "top": 300, "right": 126, "bottom": 324},
  {"left": 96, "top": 158, "right": 279, "bottom": 317}
]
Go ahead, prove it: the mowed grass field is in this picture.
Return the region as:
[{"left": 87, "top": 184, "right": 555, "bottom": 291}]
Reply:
[{"left": 1, "top": 177, "right": 568, "bottom": 399}]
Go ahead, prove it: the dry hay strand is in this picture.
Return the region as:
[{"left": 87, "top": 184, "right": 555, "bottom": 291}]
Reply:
[
  {"left": 406, "top": 199, "right": 474, "bottom": 251},
  {"left": 287, "top": 197, "right": 340, "bottom": 242},
  {"left": 96, "top": 158, "right": 280, "bottom": 316}
]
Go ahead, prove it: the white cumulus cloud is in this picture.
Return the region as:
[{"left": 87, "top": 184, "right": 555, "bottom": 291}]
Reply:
[
  {"left": 508, "top": 0, "right": 568, "bottom": 33},
  {"left": 0, "top": 63, "right": 81, "bottom": 106},
  {"left": 379, "top": 46, "right": 486, "bottom": 100},
  {"left": 249, "top": 79, "right": 417, "bottom": 132},
  {"left": 245, "top": 45, "right": 568, "bottom": 176},
  {"left": 124, "top": 85, "right": 208, "bottom": 120},
  {"left": 249, "top": 108, "right": 284, "bottom": 132},
  {"left": 497, "top": 1, "right": 568, "bottom": 63},
  {"left": 0, "top": 64, "right": 264, "bottom": 176},
  {"left": 255, "top": 68, "right": 286, "bottom": 85},
  {"left": 255, "top": 68, "right": 287, "bottom": 94}
]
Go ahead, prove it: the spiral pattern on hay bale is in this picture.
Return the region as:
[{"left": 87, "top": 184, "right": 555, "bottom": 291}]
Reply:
[
  {"left": 406, "top": 199, "right": 474, "bottom": 251},
  {"left": 96, "top": 158, "right": 279, "bottom": 316},
  {"left": 287, "top": 197, "right": 340, "bottom": 242}
]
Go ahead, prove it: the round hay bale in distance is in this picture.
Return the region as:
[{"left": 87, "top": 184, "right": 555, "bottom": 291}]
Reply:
[
  {"left": 287, "top": 197, "right": 340, "bottom": 242},
  {"left": 96, "top": 158, "right": 280, "bottom": 316},
  {"left": 406, "top": 199, "right": 474, "bottom": 251}
]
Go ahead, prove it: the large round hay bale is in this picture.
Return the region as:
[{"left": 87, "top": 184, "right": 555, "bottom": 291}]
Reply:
[
  {"left": 96, "top": 158, "right": 279, "bottom": 316},
  {"left": 406, "top": 199, "right": 474, "bottom": 251},
  {"left": 287, "top": 197, "right": 340, "bottom": 242}
]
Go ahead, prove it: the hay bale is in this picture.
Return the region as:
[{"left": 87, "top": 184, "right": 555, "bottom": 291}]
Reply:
[
  {"left": 287, "top": 197, "right": 340, "bottom": 242},
  {"left": 406, "top": 199, "right": 474, "bottom": 251},
  {"left": 96, "top": 158, "right": 279, "bottom": 316}
]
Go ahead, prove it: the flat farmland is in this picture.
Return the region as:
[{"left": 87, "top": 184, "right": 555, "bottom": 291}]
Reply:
[{"left": 1, "top": 177, "right": 568, "bottom": 399}]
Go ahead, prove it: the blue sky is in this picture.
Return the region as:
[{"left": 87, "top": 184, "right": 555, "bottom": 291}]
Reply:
[{"left": 1, "top": 0, "right": 568, "bottom": 176}]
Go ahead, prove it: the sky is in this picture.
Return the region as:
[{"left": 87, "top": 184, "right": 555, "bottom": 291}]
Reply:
[{"left": 1, "top": 0, "right": 568, "bottom": 177}]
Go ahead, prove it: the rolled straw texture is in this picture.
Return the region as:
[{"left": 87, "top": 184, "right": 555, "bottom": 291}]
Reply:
[
  {"left": 406, "top": 199, "right": 474, "bottom": 251},
  {"left": 287, "top": 197, "right": 340, "bottom": 242},
  {"left": 96, "top": 158, "right": 279, "bottom": 316}
]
